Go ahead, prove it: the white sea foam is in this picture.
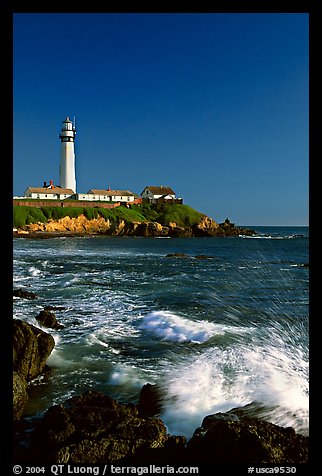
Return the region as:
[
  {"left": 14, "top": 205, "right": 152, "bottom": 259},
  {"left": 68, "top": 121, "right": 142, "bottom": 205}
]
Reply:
[
  {"left": 160, "top": 338, "right": 309, "bottom": 439},
  {"left": 108, "top": 364, "right": 151, "bottom": 389},
  {"left": 28, "top": 266, "right": 42, "bottom": 277},
  {"left": 139, "top": 310, "right": 251, "bottom": 344},
  {"left": 139, "top": 311, "right": 218, "bottom": 343},
  {"left": 87, "top": 332, "right": 121, "bottom": 354},
  {"left": 13, "top": 232, "right": 309, "bottom": 442}
]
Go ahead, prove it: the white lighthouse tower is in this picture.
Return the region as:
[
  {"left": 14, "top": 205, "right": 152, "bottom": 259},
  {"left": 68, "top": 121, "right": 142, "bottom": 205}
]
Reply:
[{"left": 59, "top": 117, "right": 76, "bottom": 192}]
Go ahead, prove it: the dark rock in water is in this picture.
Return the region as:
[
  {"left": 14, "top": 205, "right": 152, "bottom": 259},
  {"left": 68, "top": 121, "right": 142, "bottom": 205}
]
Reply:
[
  {"left": 138, "top": 383, "right": 164, "bottom": 417},
  {"left": 186, "top": 410, "right": 309, "bottom": 463},
  {"left": 24, "top": 390, "right": 184, "bottom": 464},
  {"left": 13, "top": 371, "right": 29, "bottom": 421},
  {"left": 194, "top": 254, "right": 215, "bottom": 260},
  {"left": 13, "top": 288, "right": 37, "bottom": 300},
  {"left": 166, "top": 253, "right": 189, "bottom": 258},
  {"left": 36, "top": 309, "right": 64, "bottom": 330},
  {"left": 44, "top": 305, "right": 66, "bottom": 311},
  {"left": 13, "top": 319, "right": 55, "bottom": 382}
]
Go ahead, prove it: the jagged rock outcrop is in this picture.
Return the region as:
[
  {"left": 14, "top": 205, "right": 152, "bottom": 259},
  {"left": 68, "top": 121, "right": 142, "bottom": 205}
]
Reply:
[
  {"left": 22, "top": 390, "right": 186, "bottom": 464},
  {"left": 13, "top": 319, "right": 55, "bottom": 381},
  {"left": 15, "top": 389, "right": 309, "bottom": 464},
  {"left": 35, "top": 308, "right": 64, "bottom": 330},
  {"left": 217, "top": 218, "right": 255, "bottom": 236},
  {"left": 138, "top": 383, "right": 164, "bottom": 417},
  {"left": 27, "top": 215, "right": 111, "bottom": 233},
  {"left": 193, "top": 215, "right": 220, "bottom": 236},
  {"left": 136, "top": 222, "right": 168, "bottom": 237},
  {"left": 15, "top": 213, "right": 255, "bottom": 238},
  {"left": 186, "top": 410, "right": 309, "bottom": 463},
  {"left": 13, "top": 319, "right": 55, "bottom": 421}
]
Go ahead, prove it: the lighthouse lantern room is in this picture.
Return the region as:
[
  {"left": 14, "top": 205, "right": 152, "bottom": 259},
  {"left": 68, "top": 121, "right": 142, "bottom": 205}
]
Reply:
[{"left": 59, "top": 117, "right": 76, "bottom": 192}]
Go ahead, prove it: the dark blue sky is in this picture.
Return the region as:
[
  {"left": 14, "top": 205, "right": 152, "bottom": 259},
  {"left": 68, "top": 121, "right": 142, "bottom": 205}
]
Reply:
[{"left": 13, "top": 13, "right": 309, "bottom": 225}]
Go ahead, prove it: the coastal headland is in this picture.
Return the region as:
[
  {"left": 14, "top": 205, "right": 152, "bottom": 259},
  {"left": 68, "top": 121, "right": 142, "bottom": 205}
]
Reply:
[{"left": 13, "top": 202, "right": 256, "bottom": 238}]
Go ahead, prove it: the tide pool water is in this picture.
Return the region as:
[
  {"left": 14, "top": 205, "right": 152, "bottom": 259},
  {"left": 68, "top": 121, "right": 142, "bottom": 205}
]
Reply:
[{"left": 13, "top": 226, "right": 309, "bottom": 439}]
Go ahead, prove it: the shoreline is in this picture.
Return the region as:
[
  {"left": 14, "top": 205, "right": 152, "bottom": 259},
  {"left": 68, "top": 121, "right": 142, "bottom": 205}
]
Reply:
[{"left": 13, "top": 297, "right": 309, "bottom": 465}]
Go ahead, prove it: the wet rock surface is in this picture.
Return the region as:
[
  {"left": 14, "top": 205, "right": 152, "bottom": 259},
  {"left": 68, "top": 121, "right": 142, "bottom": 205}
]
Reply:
[
  {"left": 13, "top": 319, "right": 55, "bottom": 382},
  {"left": 35, "top": 308, "right": 64, "bottom": 330},
  {"left": 186, "top": 410, "right": 309, "bottom": 464},
  {"left": 13, "top": 319, "right": 55, "bottom": 421},
  {"left": 14, "top": 388, "right": 309, "bottom": 464},
  {"left": 18, "top": 390, "right": 186, "bottom": 464}
]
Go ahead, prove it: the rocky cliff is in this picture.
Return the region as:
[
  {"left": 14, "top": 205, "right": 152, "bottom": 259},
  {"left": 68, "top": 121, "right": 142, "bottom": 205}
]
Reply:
[{"left": 14, "top": 214, "right": 256, "bottom": 238}]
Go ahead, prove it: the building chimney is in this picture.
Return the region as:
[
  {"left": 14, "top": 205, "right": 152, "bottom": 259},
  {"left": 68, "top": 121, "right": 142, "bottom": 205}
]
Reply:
[
  {"left": 50, "top": 180, "right": 54, "bottom": 188},
  {"left": 43, "top": 181, "right": 47, "bottom": 188}
]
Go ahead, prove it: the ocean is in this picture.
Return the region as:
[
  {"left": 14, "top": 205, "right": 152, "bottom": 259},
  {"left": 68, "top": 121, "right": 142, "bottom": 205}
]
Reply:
[{"left": 13, "top": 226, "right": 309, "bottom": 439}]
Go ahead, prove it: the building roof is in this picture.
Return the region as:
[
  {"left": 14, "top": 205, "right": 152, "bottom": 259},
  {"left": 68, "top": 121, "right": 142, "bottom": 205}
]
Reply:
[
  {"left": 144, "top": 186, "right": 175, "bottom": 196},
  {"left": 25, "top": 186, "right": 74, "bottom": 194},
  {"left": 87, "top": 189, "right": 134, "bottom": 196}
]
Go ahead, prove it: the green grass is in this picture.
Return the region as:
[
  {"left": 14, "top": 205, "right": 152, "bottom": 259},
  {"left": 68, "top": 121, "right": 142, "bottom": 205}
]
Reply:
[
  {"left": 13, "top": 205, "right": 149, "bottom": 228},
  {"left": 156, "top": 204, "right": 205, "bottom": 227},
  {"left": 13, "top": 206, "right": 47, "bottom": 228},
  {"left": 13, "top": 203, "right": 205, "bottom": 229}
]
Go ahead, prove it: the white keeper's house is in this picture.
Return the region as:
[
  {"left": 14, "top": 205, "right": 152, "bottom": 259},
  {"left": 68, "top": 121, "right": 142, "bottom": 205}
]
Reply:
[
  {"left": 23, "top": 182, "right": 138, "bottom": 204},
  {"left": 140, "top": 185, "right": 182, "bottom": 204},
  {"left": 23, "top": 180, "right": 141, "bottom": 203},
  {"left": 75, "top": 189, "right": 137, "bottom": 203},
  {"left": 24, "top": 181, "right": 74, "bottom": 200}
]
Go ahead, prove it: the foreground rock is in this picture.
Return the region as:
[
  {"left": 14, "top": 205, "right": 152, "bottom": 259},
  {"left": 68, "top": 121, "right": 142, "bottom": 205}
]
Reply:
[
  {"left": 13, "top": 319, "right": 55, "bottom": 421},
  {"left": 13, "top": 372, "right": 29, "bottom": 421},
  {"left": 138, "top": 383, "right": 164, "bottom": 417},
  {"left": 186, "top": 411, "right": 309, "bottom": 463},
  {"left": 15, "top": 387, "right": 309, "bottom": 464},
  {"left": 13, "top": 319, "right": 55, "bottom": 381},
  {"left": 21, "top": 390, "right": 186, "bottom": 464}
]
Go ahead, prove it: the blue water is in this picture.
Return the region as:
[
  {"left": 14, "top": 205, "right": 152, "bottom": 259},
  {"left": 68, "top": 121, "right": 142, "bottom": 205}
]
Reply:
[{"left": 13, "top": 226, "right": 309, "bottom": 438}]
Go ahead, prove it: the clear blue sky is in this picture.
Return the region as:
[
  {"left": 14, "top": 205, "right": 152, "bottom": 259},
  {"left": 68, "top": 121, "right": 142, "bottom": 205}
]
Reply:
[{"left": 13, "top": 13, "right": 309, "bottom": 226}]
